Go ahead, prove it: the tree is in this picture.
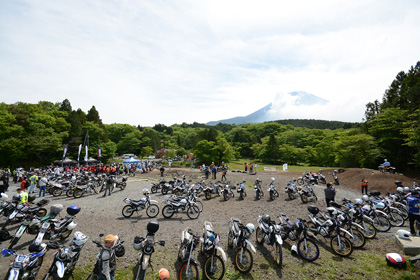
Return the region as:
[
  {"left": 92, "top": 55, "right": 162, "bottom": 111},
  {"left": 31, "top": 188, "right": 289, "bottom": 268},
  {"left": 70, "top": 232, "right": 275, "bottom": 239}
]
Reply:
[
  {"left": 194, "top": 140, "right": 218, "bottom": 164},
  {"left": 87, "top": 106, "right": 102, "bottom": 125}
]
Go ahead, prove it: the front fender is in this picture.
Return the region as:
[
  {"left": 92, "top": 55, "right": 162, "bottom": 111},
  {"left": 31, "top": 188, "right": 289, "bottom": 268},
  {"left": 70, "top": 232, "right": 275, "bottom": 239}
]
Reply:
[
  {"left": 150, "top": 200, "right": 158, "bottom": 204},
  {"left": 216, "top": 247, "right": 227, "bottom": 261},
  {"left": 275, "top": 234, "right": 283, "bottom": 245},
  {"left": 362, "top": 215, "right": 374, "bottom": 224},
  {"left": 351, "top": 222, "right": 364, "bottom": 231},
  {"left": 141, "top": 254, "right": 150, "bottom": 270},
  {"left": 339, "top": 228, "right": 354, "bottom": 238},
  {"left": 245, "top": 239, "right": 256, "bottom": 253},
  {"left": 7, "top": 268, "right": 19, "bottom": 280},
  {"left": 375, "top": 209, "right": 388, "bottom": 218},
  {"left": 56, "top": 260, "right": 66, "bottom": 278}
]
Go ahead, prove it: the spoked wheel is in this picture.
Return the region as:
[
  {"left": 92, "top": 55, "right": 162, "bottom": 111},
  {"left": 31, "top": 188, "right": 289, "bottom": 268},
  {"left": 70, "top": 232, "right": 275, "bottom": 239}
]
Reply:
[
  {"left": 66, "top": 189, "right": 74, "bottom": 197},
  {"left": 194, "top": 200, "right": 204, "bottom": 212},
  {"left": 204, "top": 255, "right": 225, "bottom": 280},
  {"left": 187, "top": 205, "right": 200, "bottom": 219},
  {"left": 330, "top": 235, "right": 353, "bottom": 257},
  {"left": 356, "top": 221, "right": 376, "bottom": 239},
  {"left": 92, "top": 186, "right": 99, "bottom": 194},
  {"left": 36, "top": 208, "right": 47, "bottom": 217},
  {"left": 146, "top": 204, "right": 159, "bottom": 218},
  {"left": 30, "top": 256, "right": 44, "bottom": 279},
  {"left": 297, "top": 238, "right": 319, "bottom": 262},
  {"left": 270, "top": 192, "right": 274, "bottom": 201},
  {"left": 162, "top": 205, "right": 175, "bottom": 218},
  {"left": 274, "top": 242, "right": 282, "bottom": 267},
  {"left": 397, "top": 207, "right": 408, "bottom": 221},
  {"left": 205, "top": 192, "right": 211, "bottom": 200},
  {"left": 288, "top": 193, "right": 294, "bottom": 200},
  {"left": 52, "top": 188, "right": 62, "bottom": 197},
  {"left": 372, "top": 215, "right": 391, "bottom": 232},
  {"left": 151, "top": 186, "right": 158, "bottom": 193},
  {"left": 122, "top": 205, "right": 134, "bottom": 218},
  {"left": 256, "top": 228, "right": 264, "bottom": 244},
  {"left": 61, "top": 229, "right": 72, "bottom": 239},
  {"left": 43, "top": 271, "right": 59, "bottom": 280},
  {"left": 342, "top": 229, "right": 366, "bottom": 248},
  {"left": 179, "top": 261, "right": 199, "bottom": 280},
  {"left": 161, "top": 187, "right": 168, "bottom": 195},
  {"left": 388, "top": 211, "right": 405, "bottom": 227},
  {"left": 300, "top": 195, "right": 308, "bottom": 203},
  {"left": 227, "top": 230, "right": 234, "bottom": 248},
  {"left": 312, "top": 192, "right": 318, "bottom": 201},
  {"left": 73, "top": 189, "right": 83, "bottom": 198},
  {"left": 235, "top": 247, "right": 253, "bottom": 273}
]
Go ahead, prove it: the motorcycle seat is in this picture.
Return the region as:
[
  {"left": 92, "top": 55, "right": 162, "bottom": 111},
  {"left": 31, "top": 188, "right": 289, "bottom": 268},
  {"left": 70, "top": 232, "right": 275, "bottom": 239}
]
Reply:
[
  {"left": 132, "top": 198, "right": 146, "bottom": 204},
  {"left": 232, "top": 221, "right": 241, "bottom": 235},
  {"left": 54, "top": 216, "right": 72, "bottom": 228}
]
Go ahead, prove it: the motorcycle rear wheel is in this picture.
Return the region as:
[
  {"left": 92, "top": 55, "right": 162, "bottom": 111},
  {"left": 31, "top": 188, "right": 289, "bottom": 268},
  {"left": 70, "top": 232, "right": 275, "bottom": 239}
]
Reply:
[
  {"left": 235, "top": 247, "right": 253, "bottom": 273},
  {"left": 37, "top": 208, "right": 47, "bottom": 217},
  {"left": 61, "top": 229, "right": 72, "bottom": 240},
  {"left": 275, "top": 242, "right": 282, "bottom": 267},
  {"left": 120, "top": 183, "right": 126, "bottom": 190},
  {"left": 66, "top": 189, "right": 74, "bottom": 197},
  {"left": 52, "top": 188, "right": 62, "bottom": 197},
  {"left": 162, "top": 205, "right": 175, "bottom": 218},
  {"left": 122, "top": 205, "right": 134, "bottom": 218},
  {"left": 73, "top": 189, "right": 83, "bottom": 198},
  {"left": 151, "top": 186, "right": 158, "bottom": 193},
  {"left": 300, "top": 194, "right": 308, "bottom": 203}
]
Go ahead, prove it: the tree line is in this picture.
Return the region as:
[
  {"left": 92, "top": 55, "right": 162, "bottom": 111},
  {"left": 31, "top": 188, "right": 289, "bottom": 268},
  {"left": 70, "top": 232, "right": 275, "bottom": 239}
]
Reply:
[{"left": 1, "top": 61, "right": 419, "bottom": 171}]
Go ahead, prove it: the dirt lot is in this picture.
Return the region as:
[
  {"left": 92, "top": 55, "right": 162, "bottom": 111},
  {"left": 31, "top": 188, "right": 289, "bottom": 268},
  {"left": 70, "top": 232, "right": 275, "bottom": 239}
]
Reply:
[{"left": 1, "top": 167, "right": 420, "bottom": 279}]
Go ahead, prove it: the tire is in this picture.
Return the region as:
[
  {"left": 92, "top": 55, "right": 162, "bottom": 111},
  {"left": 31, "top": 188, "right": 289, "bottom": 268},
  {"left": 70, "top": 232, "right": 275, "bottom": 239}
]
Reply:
[
  {"left": 122, "top": 205, "right": 134, "bottom": 218},
  {"left": 312, "top": 192, "right": 318, "bottom": 201},
  {"left": 300, "top": 194, "right": 308, "bottom": 203},
  {"left": 186, "top": 205, "right": 200, "bottom": 219},
  {"left": 92, "top": 185, "right": 99, "bottom": 194},
  {"left": 146, "top": 204, "right": 159, "bottom": 218},
  {"left": 204, "top": 255, "right": 225, "bottom": 280},
  {"left": 66, "top": 189, "right": 74, "bottom": 197},
  {"left": 397, "top": 207, "right": 408, "bottom": 221},
  {"left": 320, "top": 178, "right": 326, "bottom": 184},
  {"left": 179, "top": 261, "right": 199, "bottom": 280},
  {"left": 235, "top": 247, "right": 253, "bottom": 273},
  {"left": 270, "top": 191, "right": 274, "bottom": 201},
  {"left": 358, "top": 222, "right": 377, "bottom": 239},
  {"left": 73, "top": 189, "right": 83, "bottom": 198},
  {"left": 43, "top": 271, "right": 59, "bottom": 280},
  {"left": 256, "top": 228, "right": 264, "bottom": 244},
  {"left": 135, "top": 264, "right": 147, "bottom": 280},
  {"left": 30, "top": 255, "right": 44, "bottom": 279},
  {"left": 240, "top": 192, "right": 244, "bottom": 200},
  {"left": 205, "top": 192, "right": 211, "bottom": 200},
  {"left": 61, "top": 229, "right": 72, "bottom": 239},
  {"left": 195, "top": 201, "right": 204, "bottom": 212},
  {"left": 256, "top": 191, "right": 261, "bottom": 200},
  {"left": 297, "top": 178, "right": 304, "bottom": 185},
  {"left": 372, "top": 215, "right": 391, "bottom": 232},
  {"left": 274, "top": 242, "right": 282, "bottom": 267},
  {"left": 288, "top": 193, "right": 294, "bottom": 200},
  {"left": 330, "top": 235, "right": 353, "bottom": 257},
  {"left": 342, "top": 229, "right": 365, "bottom": 248},
  {"left": 227, "top": 230, "right": 234, "bottom": 248},
  {"left": 274, "top": 190, "right": 279, "bottom": 197},
  {"left": 297, "top": 238, "right": 319, "bottom": 262},
  {"left": 388, "top": 211, "right": 404, "bottom": 227},
  {"left": 36, "top": 208, "right": 47, "bottom": 217},
  {"left": 120, "top": 183, "right": 126, "bottom": 190},
  {"left": 223, "top": 193, "right": 229, "bottom": 201},
  {"left": 161, "top": 187, "right": 168, "bottom": 195},
  {"left": 151, "top": 186, "right": 157, "bottom": 193},
  {"left": 8, "top": 236, "right": 19, "bottom": 249},
  {"left": 52, "top": 188, "right": 62, "bottom": 197},
  {"left": 162, "top": 205, "right": 175, "bottom": 218}
]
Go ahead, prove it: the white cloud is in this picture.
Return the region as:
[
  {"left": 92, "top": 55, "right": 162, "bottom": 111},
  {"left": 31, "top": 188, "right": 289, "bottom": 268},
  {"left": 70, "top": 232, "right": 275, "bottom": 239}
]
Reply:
[{"left": 0, "top": 0, "right": 419, "bottom": 126}]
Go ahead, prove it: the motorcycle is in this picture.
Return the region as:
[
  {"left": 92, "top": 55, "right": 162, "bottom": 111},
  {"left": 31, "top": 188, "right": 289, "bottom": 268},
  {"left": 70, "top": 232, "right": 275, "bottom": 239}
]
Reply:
[
  {"left": 220, "top": 182, "right": 235, "bottom": 201},
  {"left": 32, "top": 205, "right": 80, "bottom": 245},
  {"left": 1, "top": 198, "right": 49, "bottom": 231},
  {"left": 42, "top": 231, "right": 89, "bottom": 279},
  {"left": 150, "top": 179, "right": 166, "bottom": 193},
  {"left": 113, "top": 175, "right": 128, "bottom": 191},
  {"left": 133, "top": 220, "right": 165, "bottom": 280},
  {"left": 254, "top": 178, "right": 264, "bottom": 200},
  {"left": 177, "top": 228, "right": 200, "bottom": 280},
  {"left": 162, "top": 195, "right": 200, "bottom": 219},
  {"left": 255, "top": 215, "right": 283, "bottom": 267},
  {"left": 298, "top": 184, "right": 318, "bottom": 203},
  {"left": 201, "top": 221, "right": 227, "bottom": 280},
  {"left": 227, "top": 217, "right": 256, "bottom": 273},
  {"left": 122, "top": 189, "right": 159, "bottom": 218},
  {"left": 73, "top": 179, "right": 99, "bottom": 198},
  {"left": 2, "top": 243, "right": 47, "bottom": 280},
  {"left": 203, "top": 182, "right": 222, "bottom": 200},
  {"left": 236, "top": 181, "right": 247, "bottom": 200},
  {"left": 284, "top": 180, "right": 299, "bottom": 200},
  {"left": 267, "top": 177, "right": 279, "bottom": 201}
]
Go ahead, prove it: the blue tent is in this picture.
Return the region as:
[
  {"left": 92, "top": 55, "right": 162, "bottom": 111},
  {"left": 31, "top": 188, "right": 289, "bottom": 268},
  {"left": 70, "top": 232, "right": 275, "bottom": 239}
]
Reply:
[{"left": 122, "top": 157, "right": 142, "bottom": 163}]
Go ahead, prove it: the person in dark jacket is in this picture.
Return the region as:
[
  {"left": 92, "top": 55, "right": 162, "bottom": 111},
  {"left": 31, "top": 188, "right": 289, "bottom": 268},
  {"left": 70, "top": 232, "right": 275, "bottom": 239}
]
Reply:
[
  {"left": 324, "top": 182, "right": 336, "bottom": 207},
  {"left": 407, "top": 191, "right": 420, "bottom": 236}
]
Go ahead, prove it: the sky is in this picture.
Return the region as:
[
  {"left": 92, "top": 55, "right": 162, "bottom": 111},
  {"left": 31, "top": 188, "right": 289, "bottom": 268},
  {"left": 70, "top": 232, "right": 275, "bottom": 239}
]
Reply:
[{"left": 1, "top": 0, "right": 419, "bottom": 127}]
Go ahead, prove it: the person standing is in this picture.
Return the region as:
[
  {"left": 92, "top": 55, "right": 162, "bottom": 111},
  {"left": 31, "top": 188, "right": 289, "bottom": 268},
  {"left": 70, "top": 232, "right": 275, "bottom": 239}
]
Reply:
[
  {"left": 29, "top": 173, "right": 38, "bottom": 194},
  {"left": 212, "top": 166, "right": 217, "bottom": 180},
  {"left": 249, "top": 163, "right": 253, "bottom": 173},
  {"left": 324, "top": 183, "right": 336, "bottom": 207},
  {"left": 221, "top": 168, "right": 227, "bottom": 181},
  {"left": 98, "top": 234, "right": 117, "bottom": 280},
  {"left": 38, "top": 173, "right": 48, "bottom": 197},
  {"left": 407, "top": 191, "right": 420, "bottom": 236},
  {"left": 204, "top": 167, "right": 209, "bottom": 179},
  {"left": 0, "top": 171, "right": 8, "bottom": 193},
  {"left": 103, "top": 175, "right": 113, "bottom": 197},
  {"left": 17, "top": 188, "right": 28, "bottom": 204},
  {"left": 160, "top": 166, "right": 165, "bottom": 177},
  {"left": 361, "top": 178, "right": 368, "bottom": 195},
  {"left": 244, "top": 163, "right": 248, "bottom": 172}
]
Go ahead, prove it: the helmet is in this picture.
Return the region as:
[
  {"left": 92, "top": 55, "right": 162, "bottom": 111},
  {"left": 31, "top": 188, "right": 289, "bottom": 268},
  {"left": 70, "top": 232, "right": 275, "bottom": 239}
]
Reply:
[
  {"left": 354, "top": 199, "right": 363, "bottom": 205},
  {"left": 256, "top": 178, "right": 261, "bottom": 182},
  {"left": 271, "top": 177, "right": 275, "bottom": 182},
  {"left": 114, "top": 243, "right": 125, "bottom": 257},
  {"left": 245, "top": 223, "right": 255, "bottom": 234},
  {"left": 262, "top": 214, "right": 271, "bottom": 224},
  {"left": 0, "top": 193, "right": 9, "bottom": 201},
  {"left": 159, "top": 268, "right": 170, "bottom": 280},
  {"left": 72, "top": 231, "right": 88, "bottom": 246},
  {"left": 142, "top": 188, "right": 150, "bottom": 195},
  {"left": 362, "top": 195, "right": 369, "bottom": 202},
  {"left": 384, "top": 159, "right": 388, "bottom": 162},
  {"left": 404, "top": 187, "right": 410, "bottom": 193},
  {"left": 396, "top": 229, "right": 411, "bottom": 240},
  {"left": 396, "top": 187, "right": 404, "bottom": 193},
  {"left": 12, "top": 194, "right": 21, "bottom": 202}
]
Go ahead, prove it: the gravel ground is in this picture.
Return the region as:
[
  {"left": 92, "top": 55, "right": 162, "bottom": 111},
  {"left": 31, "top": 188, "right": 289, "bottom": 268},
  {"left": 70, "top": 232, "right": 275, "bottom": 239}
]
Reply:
[{"left": 0, "top": 167, "right": 418, "bottom": 279}]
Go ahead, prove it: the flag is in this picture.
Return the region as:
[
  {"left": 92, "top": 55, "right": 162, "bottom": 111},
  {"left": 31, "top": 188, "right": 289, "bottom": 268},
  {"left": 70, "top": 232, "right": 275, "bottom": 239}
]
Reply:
[
  {"left": 84, "top": 145, "right": 88, "bottom": 161},
  {"left": 77, "top": 144, "right": 82, "bottom": 162},
  {"left": 62, "top": 144, "right": 69, "bottom": 160},
  {"left": 97, "top": 146, "right": 101, "bottom": 159}
]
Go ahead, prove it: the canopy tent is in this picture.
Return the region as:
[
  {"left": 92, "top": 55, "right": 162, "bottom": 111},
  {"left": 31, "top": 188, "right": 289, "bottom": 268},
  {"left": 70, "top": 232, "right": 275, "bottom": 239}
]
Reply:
[
  {"left": 80, "top": 157, "right": 99, "bottom": 165},
  {"left": 122, "top": 157, "right": 142, "bottom": 163},
  {"left": 53, "top": 157, "right": 76, "bottom": 166}
]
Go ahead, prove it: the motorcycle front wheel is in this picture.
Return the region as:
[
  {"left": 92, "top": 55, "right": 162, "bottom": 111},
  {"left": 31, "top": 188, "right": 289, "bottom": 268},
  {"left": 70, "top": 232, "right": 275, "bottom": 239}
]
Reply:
[
  {"left": 151, "top": 186, "right": 158, "bottom": 193},
  {"left": 52, "top": 188, "right": 62, "bottom": 197},
  {"left": 161, "top": 187, "right": 168, "bottom": 195},
  {"left": 205, "top": 192, "right": 211, "bottom": 200},
  {"left": 186, "top": 205, "right": 200, "bottom": 219},
  {"left": 275, "top": 242, "right": 282, "bottom": 267},
  {"left": 162, "top": 205, "right": 175, "bottom": 218},
  {"left": 204, "top": 255, "right": 225, "bottom": 280},
  {"left": 388, "top": 211, "right": 404, "bottom": 227},
  {"left": 287, "top": 192, "right": 294, "bottom": 200},
  {"left": 61, "top": 229, "right": 73, "bottom": 240},
  {"left": 122, "top": 205, "right": 134, "bottom": 218},
  {"left": 342, "top": 229, "right": 365, "bottom": 248},
  {"left": 73, "top": 189, "right": 83, "bottom": 198},
  {"left": 30, "top": 255, "right": 44, "bottom": 279},
  {"left": 43, "top": 271, "right": 60, "bottom": 280},
  {"left": 179, "top": 261, "right": 199, "bottom": 280},
  {"left": 297, "top": 238, "right": 319, "bottom": 262},
  {"left": 235, "top": 247, "right": 253, "bottom": 273},
  {"left": 372, "top": 215, "right": 391, "bottom": 232},
  {"left": 66, "top": 189, "right": 74, "bottom": 197},
  {"left": 357, "top": 222, "right": 376, "bottom": 239},
  {"left": 300, "top": 194, "right": 308, "bottom": 203},
  {"left": 256, "top": 228, "right": 264, "bottom": 244},
  {"left": 37, "top": 208, "right": 47, "bottom": 217},
  {"left": 146, "top": 204, "right": 159, "bottom": 218},
  {"left": 330, "top": 235, "right": 353, "bottom": 257}
]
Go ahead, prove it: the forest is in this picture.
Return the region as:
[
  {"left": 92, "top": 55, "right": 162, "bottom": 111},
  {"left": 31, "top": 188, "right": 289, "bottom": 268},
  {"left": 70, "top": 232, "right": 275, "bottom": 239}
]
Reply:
[{"left": 0, "top": 61, "right": 419, "bottom": 171}]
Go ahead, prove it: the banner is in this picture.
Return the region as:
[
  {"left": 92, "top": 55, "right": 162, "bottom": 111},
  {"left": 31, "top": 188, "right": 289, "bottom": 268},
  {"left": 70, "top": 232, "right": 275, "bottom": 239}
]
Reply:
[
  {"left": 97, "top": 145, "right": 101, "bottom": 159},
  {"left": 77, "top": 144, "right": 82, "bottom": 162},
  {"left": 62, "top": 144, "right": 69, "bottom": 160},
  {"left": 84, "top": 145, "right": 88, "bottom": 161}
]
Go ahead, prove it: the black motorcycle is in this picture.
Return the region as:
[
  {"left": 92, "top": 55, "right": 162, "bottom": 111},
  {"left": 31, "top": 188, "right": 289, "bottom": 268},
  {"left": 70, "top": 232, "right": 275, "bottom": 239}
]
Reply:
[
  {"left": 253, "top": 179, "right": 264, "bottom": 200},
  {"left": 133, "top": 220, "right": 165, "bottom": 280},
  {"left": 177, "top": 228, "right": 200, "bottom": 280},
  {"left": 227, "top": 217, "right": 256, "bottom": 273}
]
